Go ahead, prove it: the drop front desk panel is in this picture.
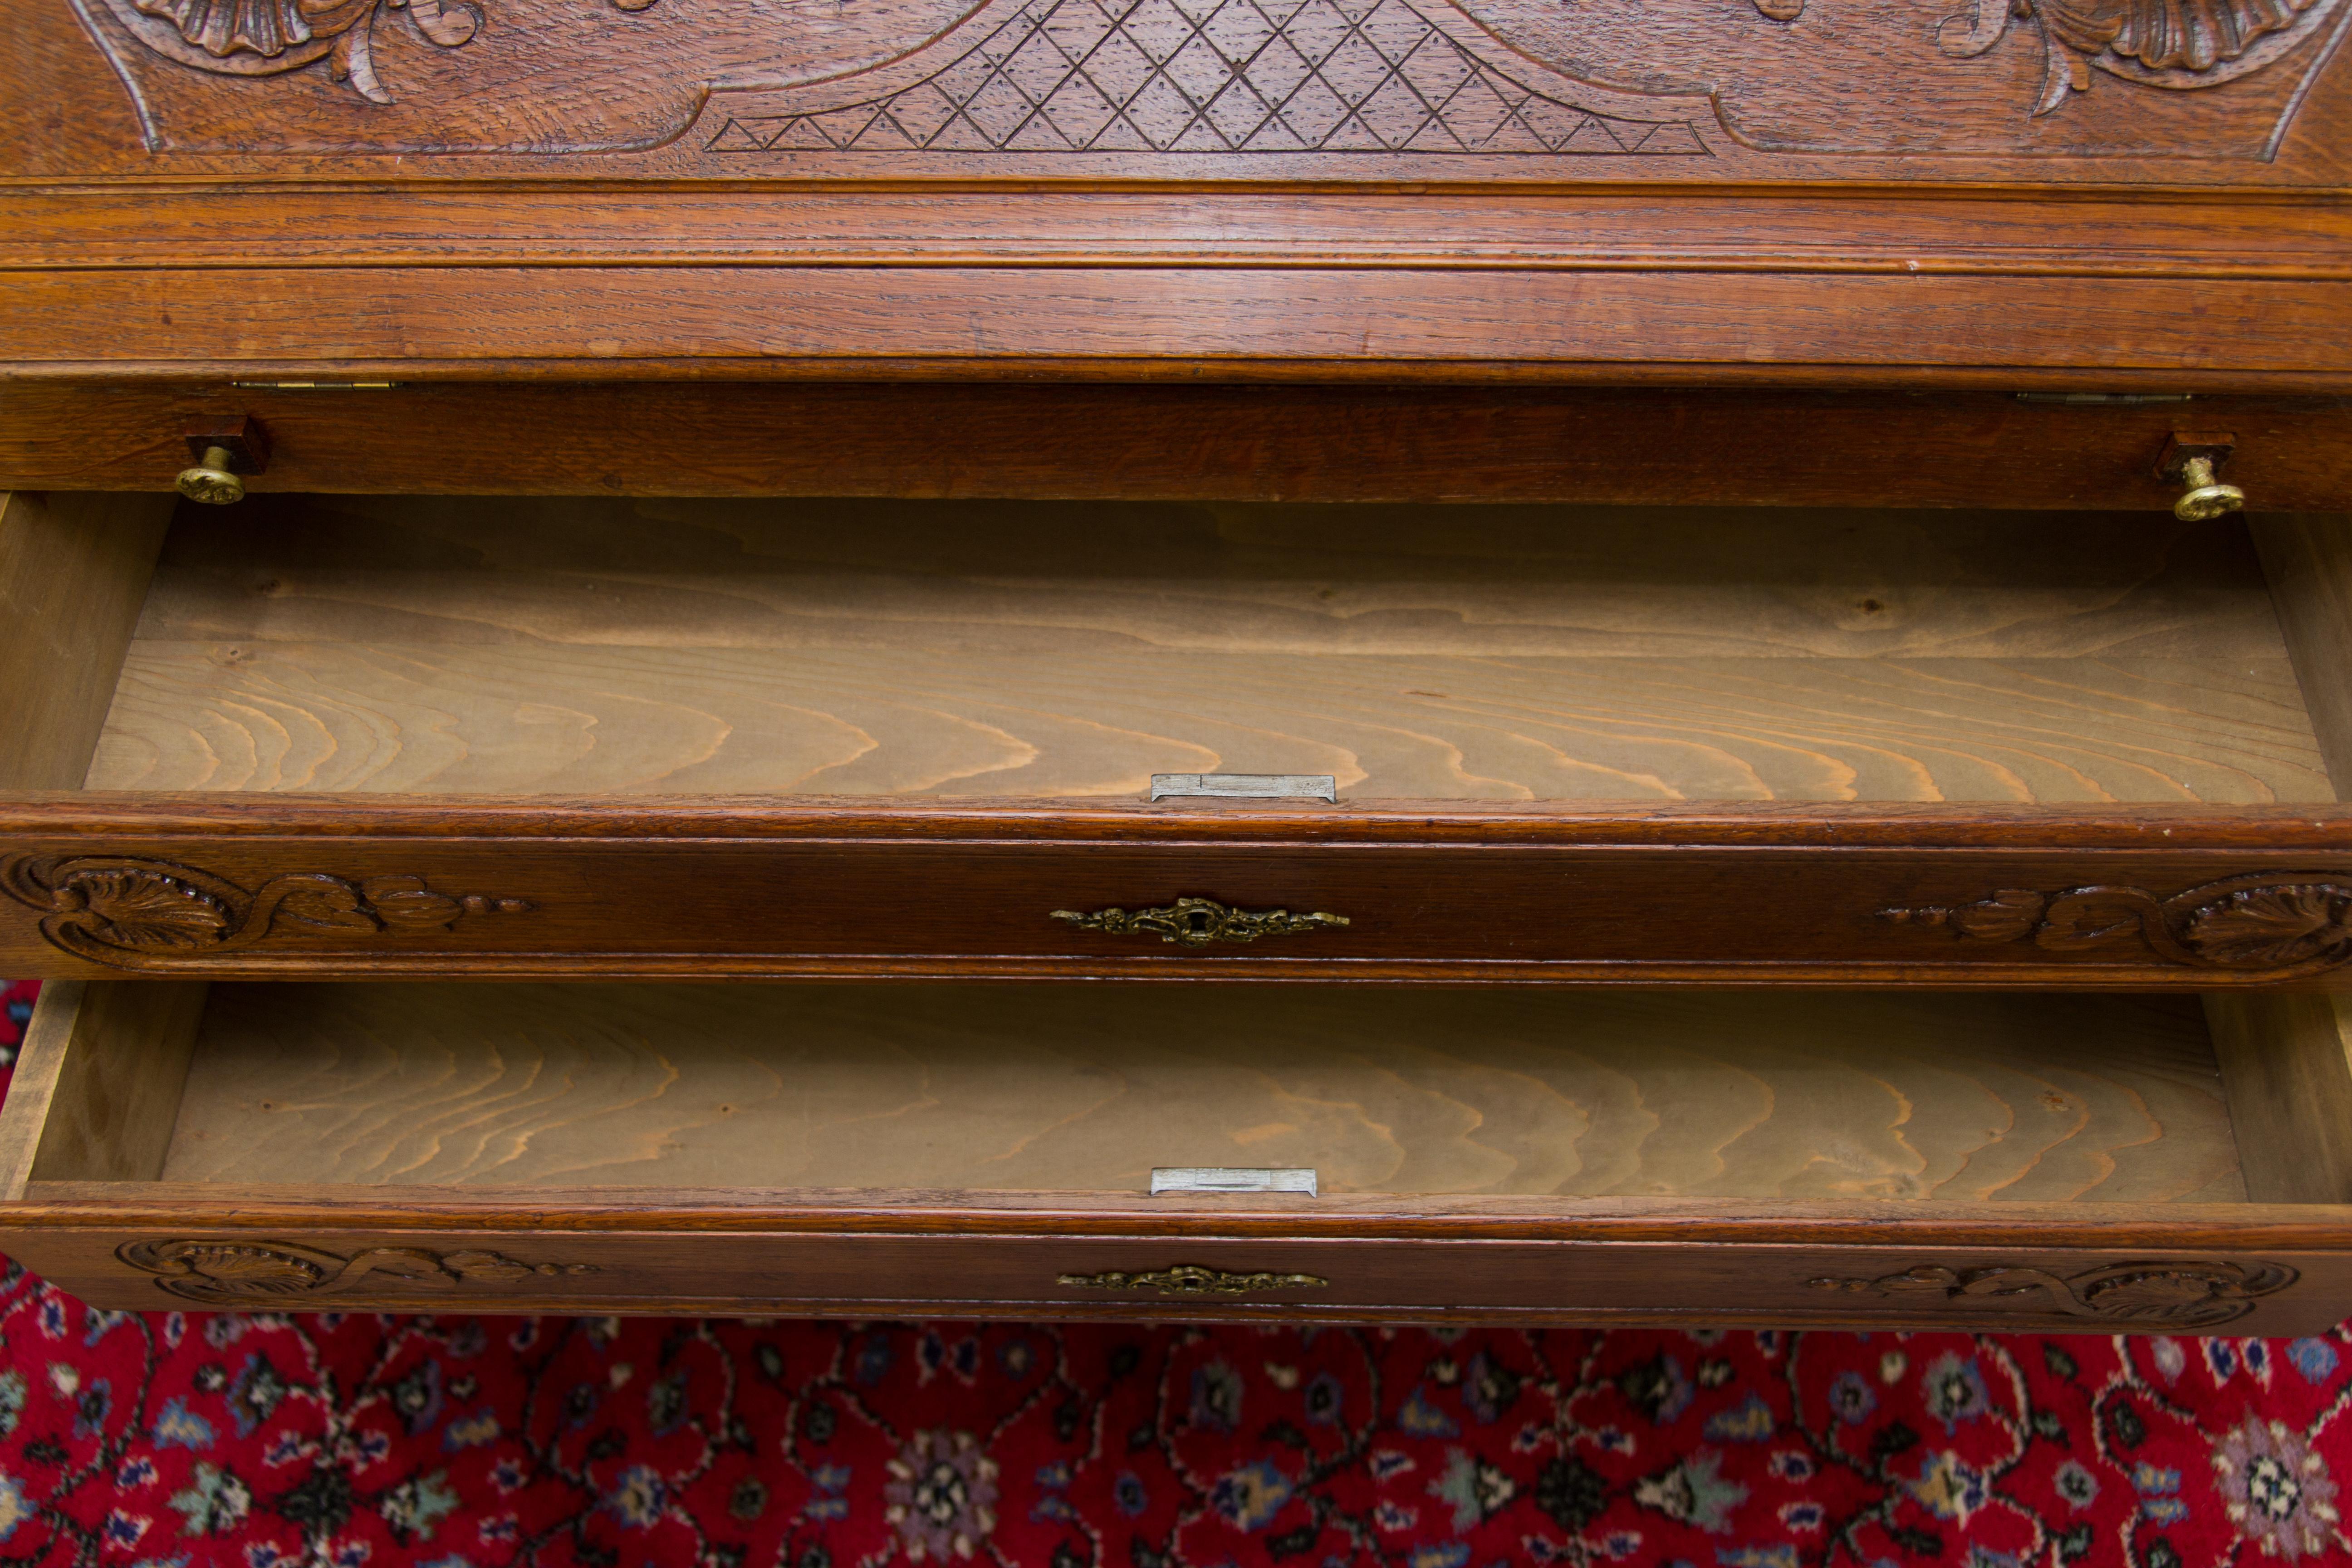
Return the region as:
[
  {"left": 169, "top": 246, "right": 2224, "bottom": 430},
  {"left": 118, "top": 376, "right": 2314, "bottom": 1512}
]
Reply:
[{"left": 2, "top": 0, "right": 2351, "bottom": 1322}]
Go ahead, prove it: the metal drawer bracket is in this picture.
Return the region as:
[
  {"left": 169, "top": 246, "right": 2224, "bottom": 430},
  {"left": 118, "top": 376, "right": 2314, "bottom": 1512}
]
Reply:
[
  {"left": 1151, "top": 773, "right": 1337, "bottom": 803},
  {"left": 1152, "top": 1167, "right": 1317, "bottom": 1196}
]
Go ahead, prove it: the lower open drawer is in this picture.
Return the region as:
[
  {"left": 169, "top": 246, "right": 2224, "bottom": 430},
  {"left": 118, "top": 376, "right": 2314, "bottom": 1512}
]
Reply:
[{"left": 5, "top": 978, "right": 2352, "bottom": 1330}]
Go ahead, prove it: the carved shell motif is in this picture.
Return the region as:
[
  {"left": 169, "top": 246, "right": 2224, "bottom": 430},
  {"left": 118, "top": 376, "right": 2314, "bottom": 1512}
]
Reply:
[
  {"left": 120, "top": 0, "right": 657, "bottom": 103},
  {"left": 51, "top": 868, "right": 232, "bottom": 950},
  {"left": 1937, "top": 0, "right": 2329, "bottom": 113},
  {"left": 2180, "top": 883, "right": 2352, "bottom": 969}
]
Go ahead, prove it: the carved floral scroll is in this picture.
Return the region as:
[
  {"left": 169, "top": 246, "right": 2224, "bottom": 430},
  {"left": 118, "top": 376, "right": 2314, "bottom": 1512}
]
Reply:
[
  {"left": 1809, "top": 1260, "right": 2296, "bottom": 1327},
  {"left": 0, "top": 854, "right": 529, "bottom": 970},
  {"left": 118, "top": 1238, "right": 596, "bottom": 1303},
  {"left": 1879, "top": 874, "right": 2352, "bottom": 976}
]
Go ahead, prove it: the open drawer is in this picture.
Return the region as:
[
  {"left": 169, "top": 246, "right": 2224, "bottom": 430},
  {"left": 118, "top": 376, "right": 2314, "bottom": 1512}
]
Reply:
[
  {"left": 3, "top": 490, "right": 2352, "bottom": 984},
  {"left": 5, "top": 976, "right": 2352, "bottom": 1328}
]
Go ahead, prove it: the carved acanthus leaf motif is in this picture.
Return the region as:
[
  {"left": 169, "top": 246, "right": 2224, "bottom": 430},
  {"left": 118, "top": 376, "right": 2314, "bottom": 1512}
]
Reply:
[
  {"left": 1810, "top": 1259, "right": 2296, "bottom": 1327},
  {"left": 0, "top": 855, "right": 530, "bottom": 970},
  {"left": 1051, "top": 897, "right": 1349, "bottom": 948},
  {"left": 119, "top": 1239, "right": 597, "bottom": 1304},
  {"left": 1937, "top": 0, "right": 2332, "bottom": 114},
  {"left": 1878, "top": 874, "right": 2352, "bottom": 975},
  {"left": 1058, "top": 1264, "right": 1331, "bottom": 1296},
  {"left": 112, "top": 0, "right": 658, "bottom": 103}
]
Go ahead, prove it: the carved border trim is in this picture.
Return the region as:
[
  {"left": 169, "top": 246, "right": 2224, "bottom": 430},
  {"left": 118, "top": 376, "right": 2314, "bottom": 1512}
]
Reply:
[
  {"left": 118, "top": 1239, "right": 597, "bottom": 1304},
  {"left": 0, "top": 854, "right": 530, "bottom": 971},
  {"left": 1810, "top": 1260, "right": 2297, "bottom": 1327},
  {"left": 1880, "top": 873, "right": 2352, "bottom": 976}
]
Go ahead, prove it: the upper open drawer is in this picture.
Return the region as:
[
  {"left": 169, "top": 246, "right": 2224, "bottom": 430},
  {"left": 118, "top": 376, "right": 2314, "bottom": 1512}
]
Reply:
[{"left": 4, "top": 487, "right": 2352, "bottom": 982}]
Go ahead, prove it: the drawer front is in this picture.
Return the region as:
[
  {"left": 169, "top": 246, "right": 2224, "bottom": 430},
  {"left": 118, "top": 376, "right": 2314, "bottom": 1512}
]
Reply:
[
  {"left": 5, "top": 812, "right": 2352, "bottom": 984},
  {"left": 14, "top": 0, "right": 2352, "bottom": 393},
  {"left": 12, "top": 1228, "right": 2350, "bottom": 1334},
  {"left": 8, "top": 385, "right": 2352, "bottom": 513}
]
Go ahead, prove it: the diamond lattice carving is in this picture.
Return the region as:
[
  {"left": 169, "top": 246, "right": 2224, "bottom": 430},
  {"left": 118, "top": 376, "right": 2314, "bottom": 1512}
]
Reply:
[{"left": 706, "top": 0, "right": 1708, "bottom": 154}]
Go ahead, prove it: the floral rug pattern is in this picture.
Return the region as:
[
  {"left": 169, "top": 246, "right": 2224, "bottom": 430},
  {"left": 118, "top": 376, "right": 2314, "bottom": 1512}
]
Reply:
[{"left": 0, "top": 977, "right": 2347, "bottom": 1568}]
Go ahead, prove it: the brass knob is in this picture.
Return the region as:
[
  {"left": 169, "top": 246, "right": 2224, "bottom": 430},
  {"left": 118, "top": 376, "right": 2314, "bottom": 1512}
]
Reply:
[
  {"left": 2173, "top": 454, "right": 2245, "bottom": 522},
  {"left": 176, "top": 445, "right": 245, "bottom": 506}
]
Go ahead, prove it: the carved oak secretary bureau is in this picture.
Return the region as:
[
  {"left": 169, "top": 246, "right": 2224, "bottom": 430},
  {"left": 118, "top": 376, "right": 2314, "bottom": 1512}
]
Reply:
[{"left": 0, "top": 0, "right": 2349, "bottom": 1328}]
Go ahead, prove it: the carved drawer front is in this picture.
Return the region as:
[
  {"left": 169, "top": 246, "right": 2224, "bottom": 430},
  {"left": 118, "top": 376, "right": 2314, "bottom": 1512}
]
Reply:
[
  {"left": 5, "top": 491, "right": 2352, "bottom": 985},
  {"left": 0, "top": 1233, "right": 2328, "bottom": 1333},
  {"left": 7, "top": 977, "right": 2352, "bottom": 1330},
  {"left": 14, "top": 0, "right": 2352, "bottom": 399}
]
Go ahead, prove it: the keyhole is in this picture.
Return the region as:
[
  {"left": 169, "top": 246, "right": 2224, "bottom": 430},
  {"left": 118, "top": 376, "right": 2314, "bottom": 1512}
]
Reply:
[{"left": 1188, "top": 910, "right": 1210, "bottom": 933}]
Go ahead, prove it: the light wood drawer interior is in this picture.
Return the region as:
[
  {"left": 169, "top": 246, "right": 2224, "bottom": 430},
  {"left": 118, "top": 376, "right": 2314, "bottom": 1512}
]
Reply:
[
  {"left": 12, "top": 968, "right": 2352, "bottom": 1325},
  {"left": 10, "top": 977, "right": 2351, "bottom": 1210},
  {"left": 32, "top": 492, "right": 2349, "bottom": 807}
]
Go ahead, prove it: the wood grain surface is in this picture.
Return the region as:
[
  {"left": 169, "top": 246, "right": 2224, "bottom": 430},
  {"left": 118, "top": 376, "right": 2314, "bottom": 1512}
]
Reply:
[
  {"left": 14, "top": 267, "right": 2352, "bottom": 387},
  {"left": 159, "top": 983, "right": 2245, "bottom": 1204},
  {"left": 2252, "top": 515, "right": 2352, "bottom": 802},
  {"left": 0, "top": 981, "right": 209, "bottom": 1199},
  {"left": 0, "top": 490, "right": 173, "bottom": 790},
  {"left": 82, "top": 497, "right": 2327, "bottom": 804}
]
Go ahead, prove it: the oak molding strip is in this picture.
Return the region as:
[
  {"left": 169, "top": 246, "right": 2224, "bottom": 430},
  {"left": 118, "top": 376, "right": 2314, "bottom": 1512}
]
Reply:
[
  {"left": 19, "top": 1186, "right": 2352, "bottom": 1249},
  {"left": 4, "top": 269, "right": 2349, "bottom": 380},
  {"left": 6, "top": 796, "right": 2351, "bottom": 845}
]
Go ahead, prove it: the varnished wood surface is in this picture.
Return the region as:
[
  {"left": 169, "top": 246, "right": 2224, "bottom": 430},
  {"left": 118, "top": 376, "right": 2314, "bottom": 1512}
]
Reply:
[
  {"left": 3, "top": 385, "right": 2350, "bottom": 512},
  {"left": 11, "top": 0, "right": 2352, "bottom": 179},
  {"left": 83, "top": 498, "right": 2328, "bottom": 804},
  {"left": 11, "top": 267, "right": 2352, "bottom": 386},
  {"left": 7, "top": 801, "right": 2352, "bottom": 983},
  {"left": 0, "top": 490, "right": 172, "bottom": 790},
  {"left": 8, "top": 191, "right": 2352, "bottom": 278},
  {"left": 10, "top": 1, "right": 2352, "bottom": 388},
  {"left": 161, "top": 983, "right": 2243, "bottom": 1203},
  {"left": 11, "top": 1217, "right": 2347, "bottom": 1331}
]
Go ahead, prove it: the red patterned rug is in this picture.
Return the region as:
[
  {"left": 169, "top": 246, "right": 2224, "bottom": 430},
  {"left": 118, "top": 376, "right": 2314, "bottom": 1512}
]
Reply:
[{"left": 0, "top": 980, "right": 2347, "bottom": 1567}]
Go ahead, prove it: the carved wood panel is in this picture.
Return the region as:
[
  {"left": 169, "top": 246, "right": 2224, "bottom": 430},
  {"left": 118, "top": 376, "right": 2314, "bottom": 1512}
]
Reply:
[
  {"left": 116, "top": 1237, "right": 597, "bottom": 1304},
  {"left": 56, "top": 0, "right": 2352, "bottom": 166}
]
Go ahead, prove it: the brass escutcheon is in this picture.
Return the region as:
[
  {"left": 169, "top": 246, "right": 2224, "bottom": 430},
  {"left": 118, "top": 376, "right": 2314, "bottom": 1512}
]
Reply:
[
  {"left": 1051, "top": 897, "right": 1348, "bottom": 948},
  {"left": 1058, "top": 1264, "right": 1331, "bottom": 1296}
]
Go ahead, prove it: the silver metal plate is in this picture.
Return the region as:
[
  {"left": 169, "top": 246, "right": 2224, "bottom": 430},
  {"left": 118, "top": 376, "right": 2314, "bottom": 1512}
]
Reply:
[
  {"left": 1151, "top": 1167, "right": 1318, "bottom": 1196},
  {"left": 1150, "top": 773, "right": 1337, "bottom": 804}
]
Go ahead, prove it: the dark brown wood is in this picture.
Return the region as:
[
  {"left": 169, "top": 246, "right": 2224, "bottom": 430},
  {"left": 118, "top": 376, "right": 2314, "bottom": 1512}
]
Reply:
[
  {"left": 9, "top": 1223, "right": 2331, "bottom": 1331},
  {"left": 179, "top": 413, "right": 268, "bottom": 475},
  {"left": 4, "top": 383, "right": 2348, "bottom": 507},
  {"left": 3, "top": 797, "right": 2351, "bottom": 983}
]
